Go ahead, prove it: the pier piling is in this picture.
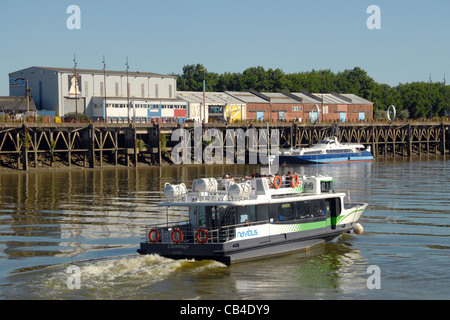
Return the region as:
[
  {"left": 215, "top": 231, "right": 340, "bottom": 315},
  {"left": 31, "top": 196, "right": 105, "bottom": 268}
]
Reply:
[{"left": 0, "top": 121, "right": 447, "bottom": 170}]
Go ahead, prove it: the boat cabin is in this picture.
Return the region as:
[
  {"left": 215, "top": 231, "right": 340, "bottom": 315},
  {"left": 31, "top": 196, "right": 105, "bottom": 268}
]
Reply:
[{"left": 157, "top": 175, "right": 345, "bottom": 244}]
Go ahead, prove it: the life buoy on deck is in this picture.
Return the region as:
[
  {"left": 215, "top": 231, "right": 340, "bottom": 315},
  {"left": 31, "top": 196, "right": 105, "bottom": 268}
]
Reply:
[
  {"left": 196, "top": 229, "right": 209, "bottom": 244},
  {"left": 290, "top": 174, "right": 299, "bottom": 188},
  {"left": 273, "top": 176, "right": 282, "bottom": 189},
  {"left": 171, "top": 228, "right": 183, "bottom": 244},
  {"left": 149, "top": 229, "right": 160, "bottom": 243}
]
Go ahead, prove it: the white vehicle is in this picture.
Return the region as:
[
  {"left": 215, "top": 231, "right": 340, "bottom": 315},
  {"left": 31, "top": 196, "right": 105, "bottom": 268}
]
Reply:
[{"left": 138, "top": 173, "right": 367, "bottom": 265}]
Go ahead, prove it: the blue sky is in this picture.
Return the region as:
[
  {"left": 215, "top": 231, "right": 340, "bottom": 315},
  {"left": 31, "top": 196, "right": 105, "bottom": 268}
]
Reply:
[{"left": 1, "top": 0, "right": 449, "bottom": 95}]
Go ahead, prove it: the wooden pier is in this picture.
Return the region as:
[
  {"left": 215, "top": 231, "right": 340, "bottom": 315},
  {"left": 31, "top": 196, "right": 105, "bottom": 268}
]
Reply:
[{"left": 0, "top": 121, "right": 448, "bottom": 170}]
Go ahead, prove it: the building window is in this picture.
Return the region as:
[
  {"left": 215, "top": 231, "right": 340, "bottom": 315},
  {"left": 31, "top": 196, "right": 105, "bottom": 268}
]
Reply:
[
  {"left": 85, "top": 81, "right": 88, "bottom": 96},
  {"left": 100, "top": 82, "right": 104, "bottom": 97},
  {"left": 155, "top": 84, "right": 159, "bottom": 98},
  {"left": 169, "top": 84, "right": 172, "bottom": 98},
  {"left": 141, "top": 83, "right": 145, "bottom": 98},
  {"left": 115, "top": 82, "right": 119, "bottom": 97}
]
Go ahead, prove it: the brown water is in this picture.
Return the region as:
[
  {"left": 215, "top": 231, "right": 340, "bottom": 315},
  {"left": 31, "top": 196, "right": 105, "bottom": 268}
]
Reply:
[{"left": 0, "top": 157, "right": 449, "bottom": 300}]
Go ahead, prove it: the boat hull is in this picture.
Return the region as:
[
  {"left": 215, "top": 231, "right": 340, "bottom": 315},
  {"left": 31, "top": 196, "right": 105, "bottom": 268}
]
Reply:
[
  {"left": 137, "top": 223, "right": 356, "bottom": 266},
  {"left": 278, "top": 151, "right": 374, "bottom": 165}
]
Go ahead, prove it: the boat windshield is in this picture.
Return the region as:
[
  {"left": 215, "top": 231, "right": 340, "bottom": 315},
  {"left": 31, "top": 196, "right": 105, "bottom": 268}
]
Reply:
[{"left": 189, "top": 205, "right": 262, "bottom": 229}]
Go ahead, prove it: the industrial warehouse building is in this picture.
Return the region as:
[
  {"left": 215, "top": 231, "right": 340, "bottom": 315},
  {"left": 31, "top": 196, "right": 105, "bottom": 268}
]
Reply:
[
  {"left": 9, "top": 66, "right": 187, "bottom": 122},
  {"left": 8, "top": 66, "right": 373, "bottom": 123},
  {"left": 176, "top": 91, "right": 246, "bottom": 123},
  {"left": 225, "top": 90, "right": 373, "bottom": 122}
]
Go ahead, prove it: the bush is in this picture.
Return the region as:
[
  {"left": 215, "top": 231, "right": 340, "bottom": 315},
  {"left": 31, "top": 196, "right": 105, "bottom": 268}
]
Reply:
[{"left": 63, "top": 112, "right": 90, "bottom": 122}]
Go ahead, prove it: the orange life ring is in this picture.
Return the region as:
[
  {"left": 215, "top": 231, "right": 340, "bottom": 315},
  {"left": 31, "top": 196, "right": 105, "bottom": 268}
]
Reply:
[
  {"left": 196, "top": 229, "right": 209, "bottom": 244},
  {"left": 171, "top": 228, "right": 183, "bottom": 244},
  {"left": 273, "top": 176, "right": 282, "bottom": 189},
  {"left": 149, "top": 229, "right": 160, "bottom": 243},
  {"left": 290, "top": 174, "right": 299, "bottom": 188}
]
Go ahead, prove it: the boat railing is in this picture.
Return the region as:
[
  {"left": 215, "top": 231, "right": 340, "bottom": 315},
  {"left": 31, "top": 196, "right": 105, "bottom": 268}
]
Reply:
[{"left": 143, "top": 219, "right": 271, "bottom": 245}]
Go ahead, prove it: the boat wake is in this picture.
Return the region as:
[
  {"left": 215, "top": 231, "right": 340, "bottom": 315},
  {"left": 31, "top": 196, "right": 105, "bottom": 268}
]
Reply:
[{"left": 2, "top": 254, "right": 227, "bottom": 299}]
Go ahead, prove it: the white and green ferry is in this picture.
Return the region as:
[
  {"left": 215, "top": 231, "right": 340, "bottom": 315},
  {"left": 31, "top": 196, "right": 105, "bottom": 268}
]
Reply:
[{"left": 138, "top": 173, "right": 367, "bottom": 266}]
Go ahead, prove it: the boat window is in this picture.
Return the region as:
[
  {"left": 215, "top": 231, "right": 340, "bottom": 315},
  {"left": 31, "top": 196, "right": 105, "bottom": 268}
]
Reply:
[
  {"left": 310, "top": 199, "right": 327, "bottom": 218},
  {"left": 190, "top": 206, "right": 206, "bottom": 227},
  {"left": 189, "top": 207, "right": 197, "bottom": 226},
  {"left": 294, "top": 199, "right": 328, "bottom": 220},
  {"left": 249, "top": 205, "right": 256, "bottom": 222},
  {"left": 327, "top": 149, "right": 353, "bottom": 154},
  {"left": 321, "top": 181, "right": 333, "bottom": 193},
  {"left": 221, "top": 206, "right": 236, "bottom": 226},
  {"left": 326, "top": 197, "right": 341, "bottom": 217},
  {"left": 256, "top": 204, "right": 269, "bottom": 221},
  {"left": 239, "top": 213, "right": 248, "bottom": 223},
  {"left": 279, "top": 203, "right": 294, "bottom": 221},
  {"left": 295, "top": 201, "right": 311, "bottom": 219},
  {"left": 237, "top": 205, "right": 256, "bottom": 224},
  {"left": 202, "top": 206, "right": 236, "bottom": 228},
  {"left": 237, "top": 206, "right": 248, "bottom": 224}
]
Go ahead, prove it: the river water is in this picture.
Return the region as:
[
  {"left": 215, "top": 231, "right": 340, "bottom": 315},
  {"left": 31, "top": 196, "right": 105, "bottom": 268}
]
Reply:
[{"left": 0, "top": 157, "right": 449, "bottom": 300}]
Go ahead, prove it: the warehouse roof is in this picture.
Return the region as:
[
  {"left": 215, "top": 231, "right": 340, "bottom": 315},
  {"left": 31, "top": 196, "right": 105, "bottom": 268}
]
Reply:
[
  {"left": 225, "top": 91, "right": 268, "bottom": 103},
  {"left": 311, "top": 93, "right": 373, "bottom": 105},
  {"left": 259, "top": 92, "right": 300, "bottom": 104},
  {"left": 177, "top": 91, "right": 244, "bottom": 105},
  {"left": 11, "top": 66, "right": 175, "bottom": 78},
  {"left": 0, "top": 96, "right": 36, "bottom": 113},
  {"left": 338, "top": 93, "right": 373, "bottom": 105}
]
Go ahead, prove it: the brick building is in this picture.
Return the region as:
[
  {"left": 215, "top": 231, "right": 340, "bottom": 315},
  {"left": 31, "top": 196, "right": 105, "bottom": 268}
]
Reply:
[{"left": 226, "top": 90, "right": 373, "bottom": 122}]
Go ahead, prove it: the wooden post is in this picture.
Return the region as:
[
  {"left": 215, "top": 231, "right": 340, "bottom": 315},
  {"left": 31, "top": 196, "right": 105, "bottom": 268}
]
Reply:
[
  {"left": 88, "top": 124, "right": 95, "bottom": 168},
  {"left": 133, "top": 125, "right": 137, "bottom": 167},
  {"left": 99, "top": 131, "right": 103, "bottom": 167},
  {"left": 34, "top": 131, "right": 38, "bottom": 168},
  {"left": 407, "top": 123, "right": 412, "bottom": 156},
  {"left": 157, "top": 123, "right": 162, "bottom": 165},
  {"left": 441, "top": 123, "right": 446, "bottom": 155},
  {"left": 290, "top": 122, "right": 294, "bottom": 148},
  {"left": 114, "top": 130, "right": 118, "bottom": 165},
  {"left": 68, "top": 131, "right": 72, "bottom": 167},
  {"left": 371, "top": 124, "right": 376, "bottom": 158},
  {"left": 22, "top": 149, "right": 28, "bottom": 171}
]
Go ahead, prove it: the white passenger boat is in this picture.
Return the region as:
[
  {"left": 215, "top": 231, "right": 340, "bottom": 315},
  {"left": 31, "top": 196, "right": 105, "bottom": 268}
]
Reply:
[
  {"left": 138, "top": 173, "right": 367, "bottom": 265},
  {"left": 276, "top": 136, "right": 374, "bottom": 165}
]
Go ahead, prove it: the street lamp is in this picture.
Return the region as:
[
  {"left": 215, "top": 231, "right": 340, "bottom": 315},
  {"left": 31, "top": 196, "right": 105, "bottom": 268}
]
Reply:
[
  {"left": 201, "top": 67, "right": 207, "bottom": 124},
  {"left": 73, "top": 54, "right": 78, "bottom": 122},
  {"left": 102, "top": 55, "right": 107, "bottom": 122},
  {"left": 126, "top": 57, "right": 130, "bottom": 123}
]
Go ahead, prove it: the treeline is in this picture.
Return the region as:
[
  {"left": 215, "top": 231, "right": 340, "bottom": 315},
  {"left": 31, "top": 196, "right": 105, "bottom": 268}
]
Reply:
[{"left": 175, "top": 64, "right": 450, "bottom": 119}]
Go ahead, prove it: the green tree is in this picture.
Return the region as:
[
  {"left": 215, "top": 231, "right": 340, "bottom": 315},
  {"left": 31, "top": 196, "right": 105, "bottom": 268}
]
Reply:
[
  {"left": 335, "top": 67, "right": 376, "bottom": 100},
  {"left": 267, "top": 68, "right": 287, "bottom": 92},
  {"left": 242, "top": 66, "right": 270, "bottom": 91},
  {"left": 177, "top": 64, "right": 218, "bottom": 92},
  {"left": 217, "top": 72, "right": 243, "bottom": 91},
  {"left": 175, "top": 64, "right": 450, "bottom": 119}
]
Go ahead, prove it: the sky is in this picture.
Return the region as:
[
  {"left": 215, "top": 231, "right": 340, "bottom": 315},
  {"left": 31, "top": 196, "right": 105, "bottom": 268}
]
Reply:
[{"left": 1, "top": 0, "right": 450, "bottom": 96}]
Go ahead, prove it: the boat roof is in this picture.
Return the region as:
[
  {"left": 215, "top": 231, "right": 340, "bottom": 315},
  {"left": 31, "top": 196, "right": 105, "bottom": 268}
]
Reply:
[{"left": 159, "top": 175, "right": 343, "bottom": 207}]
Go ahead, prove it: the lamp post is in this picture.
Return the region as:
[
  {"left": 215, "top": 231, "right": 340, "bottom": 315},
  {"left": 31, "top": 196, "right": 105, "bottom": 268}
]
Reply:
[
  {"left": 73, "top": 54, "right": 78, "bottom": 122},
  {"left": 102, "top": 55, "right": 107, "bottom": 122},
  {"left": 201, "top": 67, "right": 207, "bottom": 123},
  {"left": 126, "top": 57, "right": 130, "bottom": 123}
]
